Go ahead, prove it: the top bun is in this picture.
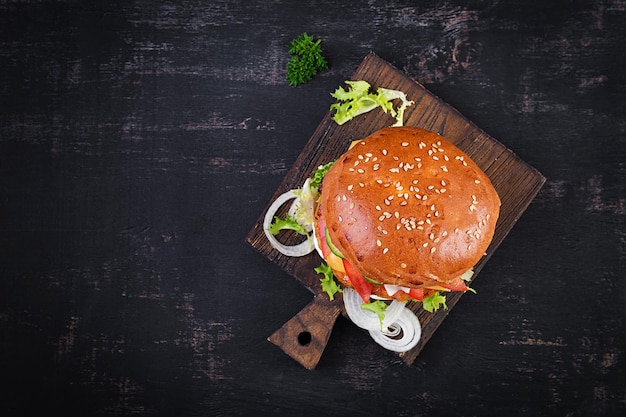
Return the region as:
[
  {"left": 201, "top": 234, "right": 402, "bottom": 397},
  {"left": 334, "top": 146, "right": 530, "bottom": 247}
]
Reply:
[{"left": 319, "top": 126, "right": 500, "bottom": 287}]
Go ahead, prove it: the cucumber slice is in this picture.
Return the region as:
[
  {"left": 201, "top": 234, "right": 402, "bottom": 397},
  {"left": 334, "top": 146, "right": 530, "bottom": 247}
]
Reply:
[
  {"left": 363, "top": 275, "right": 382, "bottom": 285},
  {"left": 325, "top": 227, "right": 345, "bottom": 259}
]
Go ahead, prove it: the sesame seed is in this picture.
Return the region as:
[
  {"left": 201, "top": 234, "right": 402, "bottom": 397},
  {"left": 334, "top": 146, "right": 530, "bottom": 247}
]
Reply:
[
  {"left": 431, "top": 247, "right": 437, "bottom": 253},
  {"left": 338, "top": 215, "right": 343, "bottom": 222},
  {"left": 444, "top": 155, "right": 449, "bottom": 161},
  {"left": 423, "top": 242, "right": 429, "bottom": 248},
  {"left": 401, "top": 142, "right": 409, "bottom": 147},
  {"left": 376, "top": 179, "right": 383, "bottom": 184},
  {"left": 378, "top": 215, "right": 385, "bottom": 221},
  {"left": 357, "top": 168, "right": 365, "bottom": 173},
  {"left": 384, "top": 198, "right": 390, "bottom": 206},
  {"left": 442, "top": 231, "right": 448, "bottom": 237},
  {"left": 383, "top": 247, "right": 389, "bottom": 254},
  {"left": 347, "top": 184, "right": 354, "bottom": 191},
  {"left": 382, "top": 149, "right": 388, "bottom": 155},
  {"left": 342, "top": 195, "right": 347, "bottom": 201},
  {"left": 432, "top": 155, "right": 439, "bottom": 161},
  {"left": 376, "top": 239, "right": 382, "bottom": 247},
  {"left": 389, "top": 168, "right": 400, "bottom": 173},
  {"left": 440, "top": 188, "right": 447, "bottom": 193},
  {"left": 441, "top": 166, "right": 448, "bottom": 172},
  {"left": 401, "top": 263, "right": 407, "bottom": 268},
  {"left": 375, "top": 205, "right": 382, "bottom": 211},
  {"left": 434, "top": 210, "right": 439, "bottom": 217},
  {"left": 415, "top": 194, "right": 421, "bottom": 199},
  {"left": 475, "top": 179, "right": 481, "bottom": 184},
  {"left": 359, "top": 182, "right": 365, "bottom": 187},
  {"left": 429, "top": 233, "right": 435, "bottom": 240},
  {"left": 441, "top": 180, "right": 447, "bottom": 186},
  {"left": 428, "top": 185, "right": 435, "bottom": 190},
  {"left": 373, "top": 164, "right": 380, "bottom": 171}
]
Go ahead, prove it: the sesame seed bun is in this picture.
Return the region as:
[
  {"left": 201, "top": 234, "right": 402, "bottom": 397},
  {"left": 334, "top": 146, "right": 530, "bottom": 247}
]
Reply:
[{"left": 319, "top": 126, "right": 500, "bottom": 288}]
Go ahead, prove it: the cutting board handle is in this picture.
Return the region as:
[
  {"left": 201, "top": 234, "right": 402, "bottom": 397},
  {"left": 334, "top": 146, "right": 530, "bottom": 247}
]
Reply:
[{"left": 268, "top": 294, "right": 342, "bottom": 370}]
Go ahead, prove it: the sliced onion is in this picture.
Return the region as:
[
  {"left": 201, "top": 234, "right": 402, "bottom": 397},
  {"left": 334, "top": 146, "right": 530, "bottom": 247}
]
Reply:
[
  {"left": 343, "top": 288, "right": 406, "bottom": 331},
  {"left": 461, "top": 269, "right": 474, "bottom": 281},
  {"left": 368, "top": 308, "right": 422, "bottom": 352},
  {"left": 263, "top": 190, "right": 314, "bottom": 257},
  {"left": 383, "top": 284, "right": 410, "bottom": 297},
  {"left": 311, "top": 222, "right": 324, "bottom": 258}
]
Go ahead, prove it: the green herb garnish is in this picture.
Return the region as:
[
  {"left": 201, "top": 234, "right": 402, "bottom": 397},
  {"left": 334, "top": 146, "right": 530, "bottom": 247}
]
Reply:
[{"left": 286, "top": 33, "right": 328, "bottom": 86}]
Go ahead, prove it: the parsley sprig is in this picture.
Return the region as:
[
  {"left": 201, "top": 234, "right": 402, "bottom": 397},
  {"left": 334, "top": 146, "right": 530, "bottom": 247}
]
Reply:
[{"left": 286, "top": 33, "right": 328, "bottom": 86}]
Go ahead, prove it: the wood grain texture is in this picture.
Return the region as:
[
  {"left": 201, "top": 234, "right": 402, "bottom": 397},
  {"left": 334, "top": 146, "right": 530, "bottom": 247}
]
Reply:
[
  {"left": 1, "top": 0, "right": 625, "bottom": 416},
  {"left": 247, "top": 53, "right": 545, "bottom": 366}
]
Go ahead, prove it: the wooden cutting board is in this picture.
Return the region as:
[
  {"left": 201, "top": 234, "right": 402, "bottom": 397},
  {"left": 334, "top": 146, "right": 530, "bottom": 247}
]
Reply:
[{"left": 246, "top": 53, "right": 546, "bottom": 369}]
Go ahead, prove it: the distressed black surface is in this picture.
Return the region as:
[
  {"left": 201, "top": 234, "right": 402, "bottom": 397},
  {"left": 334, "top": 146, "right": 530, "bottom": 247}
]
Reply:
[{"left": 1, "top": 1, "right": 625, "bottom": 416}]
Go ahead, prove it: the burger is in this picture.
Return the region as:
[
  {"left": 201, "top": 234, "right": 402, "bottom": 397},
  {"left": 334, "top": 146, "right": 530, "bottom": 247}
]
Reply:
[
  {"left": 312, "top": 126, "right": 501, "bottom": 306},
  {"left": 263, "top": 124, "right": 501, "bottom": 352}
]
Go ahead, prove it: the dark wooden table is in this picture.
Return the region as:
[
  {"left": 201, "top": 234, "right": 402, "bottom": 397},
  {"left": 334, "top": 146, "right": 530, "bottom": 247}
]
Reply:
[{"left": 1, "top": 1, "right": 624, "bottom": 416}]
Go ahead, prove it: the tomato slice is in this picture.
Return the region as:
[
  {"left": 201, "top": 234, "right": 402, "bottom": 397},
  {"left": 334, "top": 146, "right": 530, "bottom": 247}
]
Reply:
[
  {"left": 407, "top": 288, "right": 424, "bottom": 301},
  {"left": 342, "top": 259, "right": 373, "bottom": 303}
]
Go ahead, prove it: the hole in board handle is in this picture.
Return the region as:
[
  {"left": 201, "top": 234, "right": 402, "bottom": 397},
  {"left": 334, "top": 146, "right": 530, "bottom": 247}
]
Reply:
[{"left": 297, "top": 331, "right": 312, "bottom": 346}]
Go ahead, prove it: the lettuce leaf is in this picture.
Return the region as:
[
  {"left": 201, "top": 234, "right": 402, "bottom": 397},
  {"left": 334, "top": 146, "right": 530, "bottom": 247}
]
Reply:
[
  {"left": 360, "top": 300, "right": 389, "bottom": 329},
  {"left": 422, "top": 291, "right": 448, "bottom": 313},
  {"left": 315, "top": 262, "right": 342, "bottom": 300},
  {"left": 329, "top": 80, "right": 414, "bottom": 126},
  {"left": 267, "top": 214, "right": 308, "bottom": 236}
]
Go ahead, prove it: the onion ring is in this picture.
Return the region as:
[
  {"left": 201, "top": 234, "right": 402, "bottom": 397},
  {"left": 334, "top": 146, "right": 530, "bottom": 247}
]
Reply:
[
  {"left": 368, "top": 307, "right": 422, "bottom": 352},
  {"left": 343, "top": 288, "right": 406, "bottom": 331},
  {"left": 263, "top": 190, "right": 314, "bottom": 257}
]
